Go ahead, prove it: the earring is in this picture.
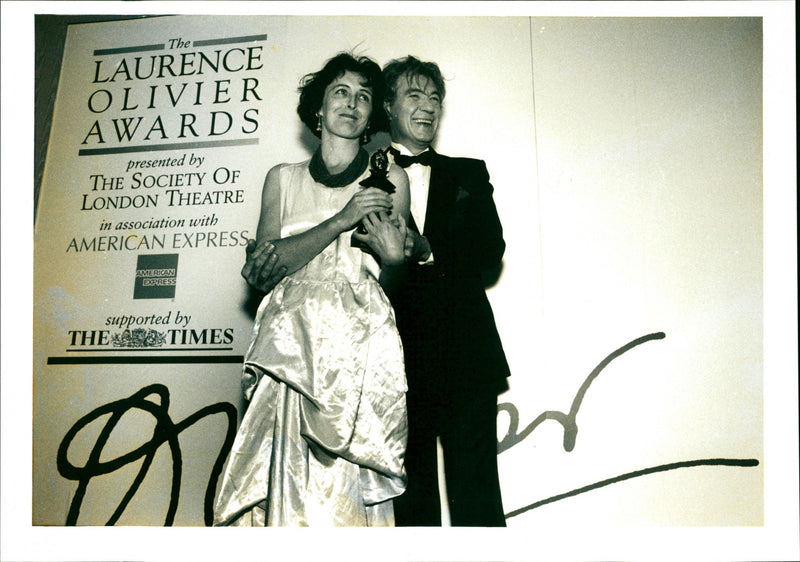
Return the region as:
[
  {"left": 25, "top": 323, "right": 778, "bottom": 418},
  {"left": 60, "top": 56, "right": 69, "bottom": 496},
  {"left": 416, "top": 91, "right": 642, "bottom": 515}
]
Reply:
[
  {"left": 316, "top": 114, "right": 322, "bottom": 132},
  {"left": 361, "top": 122, "right": 371, "bottom": 145}
]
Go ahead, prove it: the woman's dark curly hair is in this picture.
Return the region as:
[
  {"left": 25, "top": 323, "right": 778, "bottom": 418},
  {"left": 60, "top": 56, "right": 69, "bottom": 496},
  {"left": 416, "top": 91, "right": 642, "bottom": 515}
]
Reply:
[{"left": 297, "top": 52, "right": 388, "bottom": 142}]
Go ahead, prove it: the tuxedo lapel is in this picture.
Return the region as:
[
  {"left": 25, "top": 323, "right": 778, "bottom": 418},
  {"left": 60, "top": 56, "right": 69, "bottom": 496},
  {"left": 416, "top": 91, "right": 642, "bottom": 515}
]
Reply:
[
  {"left": 422, "top": 152, "right": 456, "bottom": 236},
  {"left": 405, "top": 210, "right": 421, "bottom": 234}
]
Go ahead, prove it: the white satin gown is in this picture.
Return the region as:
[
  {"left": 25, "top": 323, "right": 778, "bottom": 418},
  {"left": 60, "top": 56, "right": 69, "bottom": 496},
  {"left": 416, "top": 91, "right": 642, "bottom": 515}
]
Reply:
[{"left": 213, "top": 160, "right": 408, "bottom": 526}]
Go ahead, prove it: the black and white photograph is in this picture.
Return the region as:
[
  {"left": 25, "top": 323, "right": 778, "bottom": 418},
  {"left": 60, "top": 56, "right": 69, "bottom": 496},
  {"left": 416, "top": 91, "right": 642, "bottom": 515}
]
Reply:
[{"left": 1, "top": 1, "right": 797, "bottom": 561}]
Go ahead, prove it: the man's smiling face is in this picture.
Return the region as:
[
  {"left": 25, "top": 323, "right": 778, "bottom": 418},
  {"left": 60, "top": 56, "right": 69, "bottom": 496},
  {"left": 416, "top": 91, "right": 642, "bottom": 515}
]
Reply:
[{"left": 385, "top": 74, "right": 442, "bottom": 154}]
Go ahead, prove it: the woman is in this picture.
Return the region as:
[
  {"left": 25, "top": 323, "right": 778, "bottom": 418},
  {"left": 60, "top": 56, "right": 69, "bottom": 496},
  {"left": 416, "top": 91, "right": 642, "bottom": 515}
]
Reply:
[{"left": 213, "top": 53, "right": 410, "bottom": 526}]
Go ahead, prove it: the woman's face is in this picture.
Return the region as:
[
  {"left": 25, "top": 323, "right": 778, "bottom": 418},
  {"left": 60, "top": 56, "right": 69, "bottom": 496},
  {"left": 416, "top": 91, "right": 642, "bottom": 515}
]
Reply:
[{"left": 319, "top": 70, "right": 373, "bottom": 140}]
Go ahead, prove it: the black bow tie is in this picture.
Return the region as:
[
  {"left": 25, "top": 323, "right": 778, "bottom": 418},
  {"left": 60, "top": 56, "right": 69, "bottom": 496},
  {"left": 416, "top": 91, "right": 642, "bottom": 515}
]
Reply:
[{"left": 388, "top": 147, "right": 433, "bottom": 168}]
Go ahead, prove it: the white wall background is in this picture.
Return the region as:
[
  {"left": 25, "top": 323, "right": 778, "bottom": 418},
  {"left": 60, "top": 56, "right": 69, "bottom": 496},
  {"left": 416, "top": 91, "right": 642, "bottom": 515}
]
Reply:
[
  {"left": 499, "top": 16, "right": 764, "bottom": 528},
  {"left": 4, "top": 3, "right": 798, "bottom": 562}
]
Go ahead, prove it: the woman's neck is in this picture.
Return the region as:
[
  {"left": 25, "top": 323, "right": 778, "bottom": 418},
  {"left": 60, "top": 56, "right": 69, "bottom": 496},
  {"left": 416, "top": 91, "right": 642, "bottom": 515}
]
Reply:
[{"left": 320, "top": 134, "right": 360, "bottom": 174}]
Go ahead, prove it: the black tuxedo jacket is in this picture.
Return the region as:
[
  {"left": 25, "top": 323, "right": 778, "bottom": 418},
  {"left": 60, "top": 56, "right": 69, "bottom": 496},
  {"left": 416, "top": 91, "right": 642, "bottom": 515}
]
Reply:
[{"left": 390, "top": 149, "right": 510, "bottom": 396}]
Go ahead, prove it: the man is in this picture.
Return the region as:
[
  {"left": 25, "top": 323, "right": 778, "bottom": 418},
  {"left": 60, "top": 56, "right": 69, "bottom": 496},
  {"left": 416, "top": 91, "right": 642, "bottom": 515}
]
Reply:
[{"left": 382, "top": 56, "right": 510, "bottom": 527}]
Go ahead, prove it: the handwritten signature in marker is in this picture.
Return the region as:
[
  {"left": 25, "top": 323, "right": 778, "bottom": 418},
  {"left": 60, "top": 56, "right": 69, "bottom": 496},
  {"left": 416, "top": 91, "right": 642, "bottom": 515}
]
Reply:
[
  {"left": 55, "top": 332, "right": 760, "bottom": 525},
  {"left": 497, "top": 332, "right": 760, "bottom": 519},
  {"left": 56, "top": 383, "right": 237, "bottom": 526}
]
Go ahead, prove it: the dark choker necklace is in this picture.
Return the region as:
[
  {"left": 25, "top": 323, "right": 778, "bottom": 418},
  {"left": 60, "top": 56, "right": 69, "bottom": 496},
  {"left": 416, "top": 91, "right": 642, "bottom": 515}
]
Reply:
[{"left": 309, "top": 147, "right": 369, "bottom": 188}]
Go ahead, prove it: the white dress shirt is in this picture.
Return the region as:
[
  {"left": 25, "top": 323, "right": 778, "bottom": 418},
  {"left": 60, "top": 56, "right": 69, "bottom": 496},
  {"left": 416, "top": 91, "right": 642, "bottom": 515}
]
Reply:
[{"left": 391, "top": 142, "right": 434, "bottom": 264}]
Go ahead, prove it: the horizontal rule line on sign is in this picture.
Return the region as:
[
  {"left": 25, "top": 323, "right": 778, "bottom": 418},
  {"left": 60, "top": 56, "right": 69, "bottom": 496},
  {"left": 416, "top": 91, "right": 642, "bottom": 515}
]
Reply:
[
  {"left": 47, "top": 355, "right": 244, "bottom": 365},
  {"left": 194, "top": 34, "right": 268, "bottom": 46},
  {"left": 65, "top": 348, "right": 235, "bottom": 352},
  {"left": 78, "top": 138, "right": 259, "bottom": 156},
  {"left": 94, "top": 43, "right": 165, "bottom": 56}
]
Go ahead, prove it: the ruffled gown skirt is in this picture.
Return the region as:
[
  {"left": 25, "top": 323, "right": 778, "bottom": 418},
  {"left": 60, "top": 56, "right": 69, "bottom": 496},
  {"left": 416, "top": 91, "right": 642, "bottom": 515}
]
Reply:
[{"left": 213, "top": 276, "right": 407, "bottom": 526}]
